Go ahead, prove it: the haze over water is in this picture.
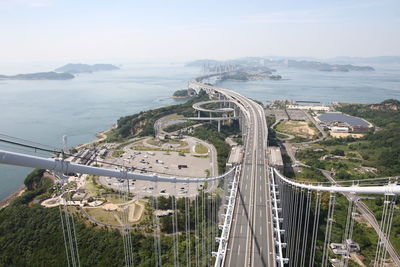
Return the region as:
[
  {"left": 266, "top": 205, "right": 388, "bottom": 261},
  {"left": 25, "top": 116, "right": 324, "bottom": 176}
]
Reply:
[{"left": 1, "top": 62, "right": 400, "bottom": 200}]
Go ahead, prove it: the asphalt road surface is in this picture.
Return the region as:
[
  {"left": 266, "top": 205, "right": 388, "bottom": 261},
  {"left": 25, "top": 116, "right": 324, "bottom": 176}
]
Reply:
[{"left": 207, "top": 86, "right": 276, "bottom": 267}]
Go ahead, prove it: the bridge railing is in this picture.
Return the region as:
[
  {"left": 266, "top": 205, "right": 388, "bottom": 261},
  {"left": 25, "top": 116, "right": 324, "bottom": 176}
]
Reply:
[{"left": 213, "top": 165, "right": 241, "bottom": 267}]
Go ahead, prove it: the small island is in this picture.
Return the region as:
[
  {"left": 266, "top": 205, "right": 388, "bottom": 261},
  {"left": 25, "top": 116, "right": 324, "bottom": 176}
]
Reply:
[
  {"left": 172, "top": 89, "right": 198, "bottom": 98},
  {"left": 287, "top": 60, "right": 375, "bottom": 72},
  {"left": 55, "top": 63, "right": 120, "bottom": 74},
  {"left": 0, "top": 72, "right": 74, "bottom": 80},
  {"left": 219, "top": 71, "right": 282, "bottom": 81}
]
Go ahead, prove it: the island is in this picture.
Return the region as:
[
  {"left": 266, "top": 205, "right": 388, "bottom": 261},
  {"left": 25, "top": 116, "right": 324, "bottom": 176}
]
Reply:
[
  {"left": 55, "top": 63, "right": 120, "bottom": 74},
  {"left": 0, "top": 72, "right": 74, "bottom": 80},
  {"left": 172, "top": 89, "right": 194, "bottom": 98},
  {"left": 219, "top": 68, "right": 282, "bottom": 82},
  {"left": 186, "top": 57, "right": 375, "bottom": 73},
  {"left": 287, "top": 60, "right": 375, "bottom": 72}
]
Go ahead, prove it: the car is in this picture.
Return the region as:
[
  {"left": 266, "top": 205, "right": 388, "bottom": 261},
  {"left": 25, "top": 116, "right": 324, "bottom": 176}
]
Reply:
[{"left": 160, "top": 189, "right": 166, "bottom": 194}]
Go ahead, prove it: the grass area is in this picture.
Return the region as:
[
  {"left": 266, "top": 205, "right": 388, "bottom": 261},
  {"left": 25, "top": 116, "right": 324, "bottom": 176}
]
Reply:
[
  {"left": 167, "top": 139, "right": 188, "bottom": 146},
  {"left": 146, "top": 138, "right": 163, "bottom": 146},
  {"left": 232, "top": 137, "right": 243, "bottom": 145},
  {"left": 293, "top": 167, "right": 327, "bottom": 183},
  {"left": 82, "top": 176, "right": 105, "bottom": 197},
  {"left": 131, "top": 145, "right": 190, "bottom": 154},
  {"left": 85, "top": 208, "right": 121, "bottom": 225},
  {"left": 146, "top": 138, "right": 188, "bottom": 148},
  {"left": 105, "top": 196, "right": 127, "bottom": 204},
  {"left": 193, "top": 155, "right": 208, "bottom": 158},
  {"left": 111, "top": 150, "right": 125, "bottom": 158},
  {"left": 276, "top": 131, "right": 291, "bottom": 139},
  {"left": 115, "top": 138, "right": 143, "bottom": 149},
  {"left": 296, "top": 140, "right": 382, "bottom": 181},
  {"left": 165, "top": 114, "right": 185, "bottom": 120},
  {"left": 195, "top": 144, "right": 208, "bottom": 154},
  {"left": 163, "top": 121, "right": 197, "bottom": 133},
  {"left": 276, "top": 120, "right": 317, "bottom": 140}
]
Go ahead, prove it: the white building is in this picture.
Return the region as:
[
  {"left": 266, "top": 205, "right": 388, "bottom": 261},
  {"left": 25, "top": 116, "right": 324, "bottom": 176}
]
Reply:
[
  {"left": 331, "top": 126, "right": 349, "bottom": 133},
  {"left": 286, "top": 104, "right": 331, "bottom": 111}
]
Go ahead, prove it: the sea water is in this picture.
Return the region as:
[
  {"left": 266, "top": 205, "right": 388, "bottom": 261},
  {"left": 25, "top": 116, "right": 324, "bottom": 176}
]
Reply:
[
  {"left": 1, "top": 62, "right": 399, "bottom": 200},
  {"left": 0, "top": 62, "right": 198, "bottom": 200}
]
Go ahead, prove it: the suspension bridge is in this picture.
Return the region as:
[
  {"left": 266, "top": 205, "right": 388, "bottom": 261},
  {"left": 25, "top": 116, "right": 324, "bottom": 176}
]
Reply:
[{"left": 0, "top": 73, "right": 399, "bottom": 267}]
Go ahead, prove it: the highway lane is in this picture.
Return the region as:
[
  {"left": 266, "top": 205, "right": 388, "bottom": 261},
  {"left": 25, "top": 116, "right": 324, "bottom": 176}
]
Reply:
[
  {"left": 217, "top": 87, "right": 275, "bottom": 267},
  {"left": 188, "top": 81, "right": 276, "bottom": 266}
]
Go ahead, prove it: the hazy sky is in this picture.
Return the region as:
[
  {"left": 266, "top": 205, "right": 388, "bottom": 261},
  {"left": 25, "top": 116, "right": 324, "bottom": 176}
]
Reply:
[{"left": 1, "top": 0, "right": 399, "bottom": 62}]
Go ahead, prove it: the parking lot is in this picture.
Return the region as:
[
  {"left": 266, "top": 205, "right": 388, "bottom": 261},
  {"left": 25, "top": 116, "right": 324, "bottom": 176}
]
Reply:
[{"left": 97, "top": 137, "right": 216, "bottom": 197}]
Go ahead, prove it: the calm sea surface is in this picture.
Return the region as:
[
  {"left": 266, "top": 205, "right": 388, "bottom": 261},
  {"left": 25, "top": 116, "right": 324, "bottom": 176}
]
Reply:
[{"left": 1, "top": 62, "right": 399, "bottom": 200}]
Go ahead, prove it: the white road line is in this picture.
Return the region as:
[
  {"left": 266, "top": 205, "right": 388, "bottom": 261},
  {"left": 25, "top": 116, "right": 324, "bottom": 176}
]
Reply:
[{"left": 240, "top": 225, "right": 243, "bottom": 234}]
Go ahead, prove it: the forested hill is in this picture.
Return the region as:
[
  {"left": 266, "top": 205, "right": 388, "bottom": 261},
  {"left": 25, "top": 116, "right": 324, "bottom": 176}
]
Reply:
[
  {"left": 107, "top": 90, "right": 209, "bottom": 141},
  {"left": 0, "top": 72, "right": 74, "bottom": 80},
  {"left": 337, "top": 99, "right": 400, "bottom": 176}
]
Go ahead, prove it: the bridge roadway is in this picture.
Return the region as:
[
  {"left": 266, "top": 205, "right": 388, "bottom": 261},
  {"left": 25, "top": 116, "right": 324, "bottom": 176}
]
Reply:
[{"left": 190, "top": 81, "right": 276, "bottom": 266}]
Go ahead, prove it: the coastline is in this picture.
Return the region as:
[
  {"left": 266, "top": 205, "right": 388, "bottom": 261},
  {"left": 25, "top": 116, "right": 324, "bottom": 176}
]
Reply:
[
  {"left": 0, "top": 185, "right": 26, "bottom": 210},
  {"left": 0, "top": 125, "right": 116, "bottom": 208},
  {"left": 75, "top": 125, "right": 116, "bottom": 150}
]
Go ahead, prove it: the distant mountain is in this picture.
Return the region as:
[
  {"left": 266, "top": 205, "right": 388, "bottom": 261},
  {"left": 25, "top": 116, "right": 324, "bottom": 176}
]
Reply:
[
  {"left": 287, "top": 60, "right": 375, "bottom": 72},
  {"left": 55, "top": 63, "right": 120, "bottom": 74},
  {"left": 0, "top": 72, "right": 74, "bottom": 80},
  {"left": 326, "top": 56, "right": 400, "bottom": 65},
  {"left": 186, "top": 57, "right": 374, "bottom": 72}
]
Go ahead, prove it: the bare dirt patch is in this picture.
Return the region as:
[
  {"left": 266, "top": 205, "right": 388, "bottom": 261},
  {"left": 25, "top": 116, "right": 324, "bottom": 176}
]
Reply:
[
  {"left": 330, "top": 132, "right": 364, "bottom": 138},
  {"left": 276, "top": 121, "right": 317, "bottom": 139}
]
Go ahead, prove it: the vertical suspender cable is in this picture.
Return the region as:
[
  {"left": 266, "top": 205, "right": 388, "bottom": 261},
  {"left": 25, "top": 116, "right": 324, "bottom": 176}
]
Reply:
[
  {"left": 185, "top": 192, "right": 191, "bottom": 266},
  {"left": 294, "top": 189, "right": 305, "bottom": 266},
  {"left": 59, "top": 204, "right": 72, "bottom": 267},
  {"left": 309, "top": 191, "right": 321, "bottom": 267},
  {"left": 195, "top": 192, "right": 200, "bottom": 267},
  {"left": 344, "top": 197, "right": 356, "bottom": 267},
  {"left": 286, "top": 185, "right": 294, "bottom": 260},
  {"left": 118, "top": 183, "right": 128, "bottom": 267},
  {"left": 374, "top": 194, "right": 389, "bottom": 267},
  {"left": 322, "top": 193, "right": 336, "bottom": 267},
  {"left": 152, "top": 181, "right": 160, "bottom": 266},
  {"left": 300, "top": 190, "right": 311, "bottom": 267},
  {"left": 289, "top": 187, "right": 299, "bottom": 267},
  {"left": 381, "top": 196, "right": 396, "bottom": 265}
]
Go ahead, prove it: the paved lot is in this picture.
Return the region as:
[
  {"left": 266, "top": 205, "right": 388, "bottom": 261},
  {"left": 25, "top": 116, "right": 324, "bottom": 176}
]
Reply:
[
  {"left": 265, "top": 108, "right": 288, "bottom": 121},
  {"left": 97, "top": 137, "right": 216, "bottom": 197},
  {"left": 287, "top": 109, "right": 308, "bottom": 121}
]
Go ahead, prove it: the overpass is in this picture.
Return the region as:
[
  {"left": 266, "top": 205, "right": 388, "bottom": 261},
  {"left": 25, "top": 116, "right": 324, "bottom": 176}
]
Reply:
[{"left": 190, "top": 100, "right": 241, "bottom": 132}]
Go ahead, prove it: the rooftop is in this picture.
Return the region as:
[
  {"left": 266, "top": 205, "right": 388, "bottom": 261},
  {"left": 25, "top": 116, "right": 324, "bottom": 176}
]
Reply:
[{"left": 317, "top": 112, "right": 369, "bottom": 127}]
